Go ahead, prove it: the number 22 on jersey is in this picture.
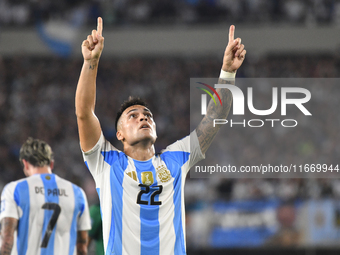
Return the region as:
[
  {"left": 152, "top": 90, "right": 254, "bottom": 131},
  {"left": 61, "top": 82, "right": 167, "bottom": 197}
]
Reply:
[{"left": 136, "top": 184, "right": 163, "bottom": 205}]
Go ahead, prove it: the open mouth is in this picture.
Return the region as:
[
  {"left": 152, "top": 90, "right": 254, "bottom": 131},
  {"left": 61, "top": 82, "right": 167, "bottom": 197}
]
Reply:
[{"left": 140, "top": 124, "right": 150, "bottom": 129}]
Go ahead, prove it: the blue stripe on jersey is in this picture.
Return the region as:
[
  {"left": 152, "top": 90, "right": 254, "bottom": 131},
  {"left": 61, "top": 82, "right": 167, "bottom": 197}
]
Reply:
[
  {"left": 14, "top": 180, "right": 30, "bottom": 255},
  {"left": 40, "top": 174, "right": 59, "bottom": 255},
  {"left": 161, "top": 151, "right": 190, "bottom": 255},
  {"left": 68, "top": 185, "right": 84, "bottom": 255},
  {"left": 102, "top": 150, "right": 127, "bottom": 255},
  {"left": 160, "top": 151, "right": 190, "bottom": 169},
  {"left": 172, "top": 169, "right": 185, "bottom": 255},
  {"left": 134, "top": 159, "right": 160, "bottom": 255}
]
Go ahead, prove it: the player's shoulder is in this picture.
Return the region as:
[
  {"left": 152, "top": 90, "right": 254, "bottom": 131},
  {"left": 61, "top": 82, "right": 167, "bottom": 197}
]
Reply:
[
  {"left": 1, "top": 177, "right": 30, "bottom": 198},
  {"left": 160, "top": 135, "right": 191, "bottom": 154},
  {"left": 54, "top": 174, "right": 84, "bottom": 191},
  {"left": 3, "top": 177, "right": 28, "bottom": 190},
  {"left": 53, "top": 175, "right": 88, "bottom": 204},
  {"left": 83, "top": 132, "right": 119, "bottom": 156}
]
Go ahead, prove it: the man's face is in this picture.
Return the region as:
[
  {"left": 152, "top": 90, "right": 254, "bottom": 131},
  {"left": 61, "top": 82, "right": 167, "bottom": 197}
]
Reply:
[{"left": 116, "top": 105, "right": 157, "bottom": 145}]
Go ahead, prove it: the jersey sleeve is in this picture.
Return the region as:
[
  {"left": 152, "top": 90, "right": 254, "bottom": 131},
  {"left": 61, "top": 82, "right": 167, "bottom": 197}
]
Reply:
[
  {"left": 0, "top": 182, "right": 20, "bottom": 221},
  {"left": 81, "top": 132, "right": 118, "bottom": 180},
  {"left": 162, "top": 130, "right": 205, "bottom": 174},
  {"left": 77, "top": 188, "right": 91, "bottom": 231}
]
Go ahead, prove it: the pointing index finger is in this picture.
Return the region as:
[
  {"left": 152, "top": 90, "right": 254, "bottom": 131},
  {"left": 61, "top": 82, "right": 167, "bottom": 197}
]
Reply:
[
  {"left": 97, "top": 17, "right": 103, "bottom": 36},
  {"left": 229, "top": 25, "right": 235, "bottom": 43}
]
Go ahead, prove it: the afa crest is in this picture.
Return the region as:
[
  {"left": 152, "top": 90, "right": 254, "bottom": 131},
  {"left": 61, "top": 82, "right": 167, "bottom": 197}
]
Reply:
[{"left": 156, "top": 165, "right": 171, "bottom": 183}]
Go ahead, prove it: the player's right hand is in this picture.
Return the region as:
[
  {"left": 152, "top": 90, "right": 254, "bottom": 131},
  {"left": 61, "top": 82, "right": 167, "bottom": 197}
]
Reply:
[{"left": 81, "top": 17, "right": 104, "bottom": 61}]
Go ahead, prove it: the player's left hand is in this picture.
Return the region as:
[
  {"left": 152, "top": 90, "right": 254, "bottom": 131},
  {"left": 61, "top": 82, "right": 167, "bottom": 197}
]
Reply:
[{"left": 222, "top": 25, "right": 246, "bottom": 73}]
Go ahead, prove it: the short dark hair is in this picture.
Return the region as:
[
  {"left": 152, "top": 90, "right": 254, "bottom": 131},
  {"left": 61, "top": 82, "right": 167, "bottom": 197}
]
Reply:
[
  {"left": 19, "top": 137, "right": 54, "bottom": 167},
  {"left": 115, "top": 96, "right": 148, "bottom": 131}
]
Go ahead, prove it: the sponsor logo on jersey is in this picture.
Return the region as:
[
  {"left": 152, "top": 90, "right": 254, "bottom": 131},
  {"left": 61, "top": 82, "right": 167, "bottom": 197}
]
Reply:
[{"left": 126, "top": 171, "right": 138, "bottom": 181}]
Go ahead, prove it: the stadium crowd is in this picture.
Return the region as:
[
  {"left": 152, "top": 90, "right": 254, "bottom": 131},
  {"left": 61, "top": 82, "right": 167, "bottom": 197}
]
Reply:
[
  {"left": 0, "top": 53, "right": 339, "bottom": 249},
  {"left": 0, "top": 0, "right": 339, "bottom": 27}
]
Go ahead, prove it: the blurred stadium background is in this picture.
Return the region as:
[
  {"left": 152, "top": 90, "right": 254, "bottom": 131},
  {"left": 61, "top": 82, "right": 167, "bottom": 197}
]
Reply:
[{"left": 1, "top": 0, "right": 340, "bottom": 254}]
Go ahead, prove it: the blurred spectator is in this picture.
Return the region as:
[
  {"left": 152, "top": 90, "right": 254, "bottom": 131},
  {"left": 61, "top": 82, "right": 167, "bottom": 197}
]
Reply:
[
  {"left": 0, "top": 0, "right": 339, "bottom": 27},
  {"left": 266, "top": 202, "right": 302, "bottom": 246}
]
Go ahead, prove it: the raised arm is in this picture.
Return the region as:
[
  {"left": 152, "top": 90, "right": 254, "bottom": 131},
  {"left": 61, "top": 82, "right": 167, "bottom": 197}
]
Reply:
[
  {"left": 196, "top": 25, "right": 246, "bottom": 155},
  {"left": 0, "top": 218, "right": 18, "bottom": 255},
  {"left": 75, "top": 17, "right": 105, "bottom": 152}
]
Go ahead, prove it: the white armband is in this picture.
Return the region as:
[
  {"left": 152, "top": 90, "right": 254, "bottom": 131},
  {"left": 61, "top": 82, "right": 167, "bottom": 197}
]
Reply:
[{"left": 219, "top": 69, "right": 236, "bottom": 79}]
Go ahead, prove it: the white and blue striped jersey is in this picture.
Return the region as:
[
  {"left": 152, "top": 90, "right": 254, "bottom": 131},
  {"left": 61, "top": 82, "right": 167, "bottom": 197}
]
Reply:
[
  {"left": 83, "top": 131, "right": 204, "bottom": 255},
  {"left": 0, "top": 173, "right": 91, "bottom": 255}
]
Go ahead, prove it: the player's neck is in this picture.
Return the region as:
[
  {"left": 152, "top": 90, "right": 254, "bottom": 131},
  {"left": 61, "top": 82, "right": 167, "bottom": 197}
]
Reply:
[
  {"left": 124, "top": 143, "right": 155, "bottom": 161},
  {"left": 31, "top": 166, "right": 52, "bottom": 175}
]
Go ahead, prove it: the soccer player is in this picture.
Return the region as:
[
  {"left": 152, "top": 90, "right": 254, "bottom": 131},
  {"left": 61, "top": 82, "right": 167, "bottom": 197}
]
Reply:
[
  {"left": 75, "top": 17, "right": 245, "bottom": 255},
  {"left": 0, "top": 137, "right": 91, "bottom": 255}
]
